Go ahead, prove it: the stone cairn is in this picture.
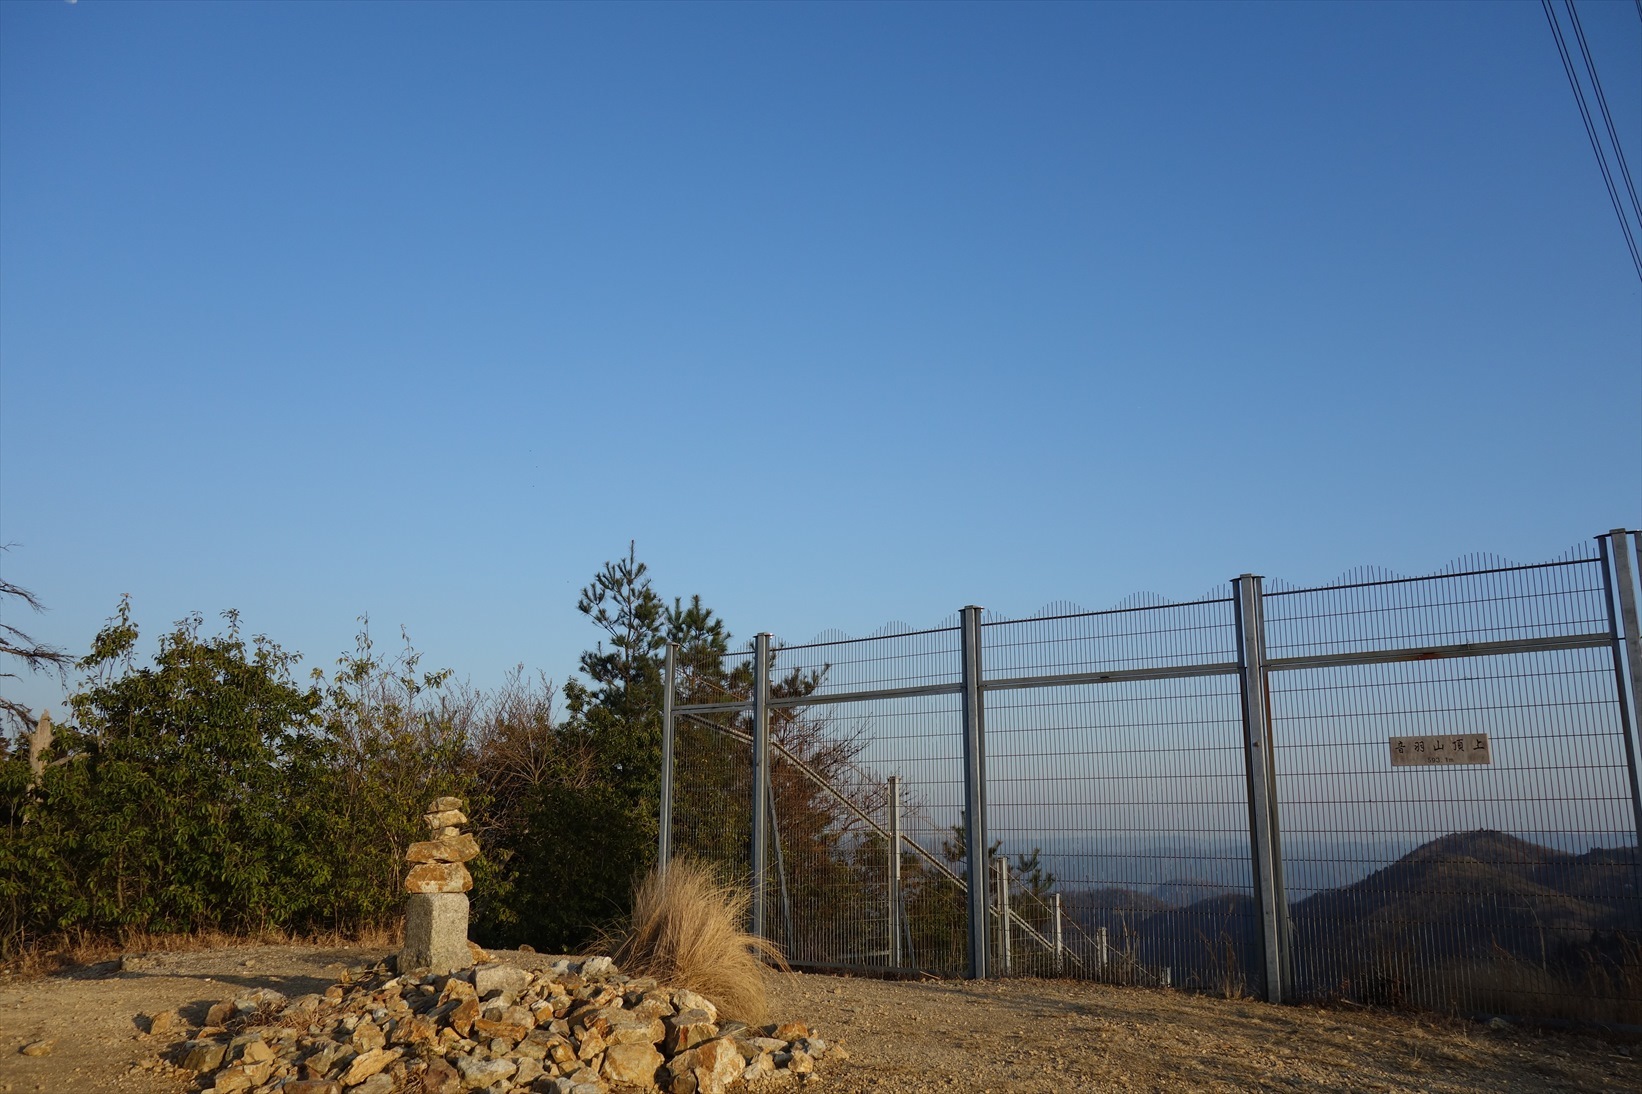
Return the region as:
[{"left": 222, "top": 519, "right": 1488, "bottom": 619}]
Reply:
[
  {"left": 152, "top": 794, "right": 843, "bottom": 1092},
  {"left": 400, "top": 796, "right": 480, "bottom": 975},
  {"left": 165, "top": 956, "right": 842, "bottom": 1094}
]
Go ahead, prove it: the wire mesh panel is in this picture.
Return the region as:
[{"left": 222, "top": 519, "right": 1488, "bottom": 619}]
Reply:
[
  {"left": 1265, "top": 554, "right": 1641, "bottom": 1022},
  {"left": 1263, "top": 550, "right": 1610, "bottom": 656},
  {"left": 982, "top": 595, "right": 1237, "bottom": 679},
  {"left": 671, "top": 712, "right": 753, "bottom": 890},
  {"left": 983, "top": 676, "right": 1251, "bottom": 990},
  {"left": 677, "top": 646, "right": 756, "bottom": 708},
  {"left": 772, "top": 625, "right": 962, "bottom": 696},
  {"left": 981, "top": 599, "right": 1252, "bottom": 991},
  {"left": 763, "top": 695, "right": 969, "bottom": 975},
  {"left": 669, "top": 647, "right": 757, "bottom": 892},
  {"left": 763, "top": 628, "right": 971, "bottom": 976}
]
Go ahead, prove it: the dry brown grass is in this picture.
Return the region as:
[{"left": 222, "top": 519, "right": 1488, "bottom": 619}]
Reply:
[
  {"left": 0, "top": 922, "right": 401, "bottom": 980},
  {"left": 604, "top": 858, "right": 786, "bottom": 1025},
  {"left": 1446, "top": 942, "right": 1642, "bottom": 1026}
]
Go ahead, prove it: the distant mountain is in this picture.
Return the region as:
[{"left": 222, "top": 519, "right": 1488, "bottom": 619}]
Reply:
[
  {"left": 1032, "top": 834, "right": 1435, "bottom": 895},
  {"left": 1057, "top": 829, "right": 1639, "bottom": 1016},
  {"left": 1288, "top": 830, "right": 1636, "bottom": 1009},
  {"left": 1132, "top": 894, "right": 1262, "bottom": 995},
  {"left": 1148, "top": 878, "right": 1236, "bottom": 907},
  {"left": 1060, "top": 886, "right": 1170, "bottom": 938}
]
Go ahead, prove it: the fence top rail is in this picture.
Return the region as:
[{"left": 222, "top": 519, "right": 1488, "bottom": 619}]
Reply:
[
  {"left": 1262, "top": 555, "right": 1602, "bottom": 598},
  {"left": 979, "top": 595, "right": 1236, "bottom": 628},
  {"left": 751, "top": 556, "right": 1606, "bottom": 648},
  {"left": 764, "top": 622, "right": 961, "bottom": 655}
]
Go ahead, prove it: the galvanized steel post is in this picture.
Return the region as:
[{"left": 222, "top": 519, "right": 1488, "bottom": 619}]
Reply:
[
  {"left": 960, "top": 605, "right": 991, "bottom": 980},
  {"left": 1614, "top": 531, "right": 1642, "bottom": 712},
  {"left": 658, "top": 642, "right": 677, "bottom": 872},
  {"left": 1234, "top": 574, "right": 1290, "bottom": 1004},
  {"left": 1052, "top": 892, "right": 1064, "bottom": 975},
  {"left": 1600, "top": 531, "right": 1642, "bottom": 903},
  {"left": 887, "top": 775, "right": 903, "bottom": 968},
  {"left": 750, "top": 632, "right": 773, "bottom": 940},
  {"left": 768, "top": 785, "right": 795, "bottom": 950},
  {"left": 995, "top": 855, "right": 1012, "bottom": 975}
]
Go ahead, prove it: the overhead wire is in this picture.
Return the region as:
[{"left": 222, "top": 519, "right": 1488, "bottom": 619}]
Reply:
[
  {"left": 1540, "top": 0, "right": 1642, "bottom": 280},
  {"left": 1564, "top": 1, "right": 1642, "bottom": 230}
]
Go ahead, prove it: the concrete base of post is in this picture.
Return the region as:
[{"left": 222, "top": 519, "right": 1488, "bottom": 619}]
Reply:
[{"left": 400, "top": 892, "right": 470, "bottom": 974}]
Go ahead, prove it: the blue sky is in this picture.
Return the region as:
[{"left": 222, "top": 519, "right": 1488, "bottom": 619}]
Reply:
[{"left": 2, "top": 1, "right": 1638, "bottom": 717}]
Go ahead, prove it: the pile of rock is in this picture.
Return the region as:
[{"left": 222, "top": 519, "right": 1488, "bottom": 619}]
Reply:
[
  {"left": 173, "top": 956, "right": 842, "bottom": 1094},
  {"left": 401, "top": 796, "right": 480, "bottom": 975}
]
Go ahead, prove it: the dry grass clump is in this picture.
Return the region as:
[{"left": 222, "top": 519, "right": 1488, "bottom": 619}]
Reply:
[{"left": 607, "top": 859, "right": 786, "bottom": 1024}]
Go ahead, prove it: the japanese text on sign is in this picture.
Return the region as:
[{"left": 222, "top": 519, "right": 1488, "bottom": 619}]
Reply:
[{"left": 1389, "top": 733, "right": 1491, "bottom": 767}]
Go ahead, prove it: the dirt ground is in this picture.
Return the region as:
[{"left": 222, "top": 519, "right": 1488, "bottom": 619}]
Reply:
[{"left": 0, "top": 944, "right": 1635, "bottom": 1094}]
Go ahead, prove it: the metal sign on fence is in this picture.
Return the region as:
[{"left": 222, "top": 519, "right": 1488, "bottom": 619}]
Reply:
[{"left": 1388, "top": 733, "right": 1492, "bottom": 766}]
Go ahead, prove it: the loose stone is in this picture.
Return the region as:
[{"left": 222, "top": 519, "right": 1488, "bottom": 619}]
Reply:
[
  {"left": 667, "top": 1037, "right": 744, "bottom": 1094},
  {"left": 602, "top": 1041, "right": 665, "bottom": 1088},
  {"left": 170, "top": 955, "right": 838, "bottom": 1094},
  {"left": 337, "top": 1046, "right": 398, "bottom": 1085},
  {"left": 404, "top": 860, "right": 474, "bottom": 894},
  {"left": 473, "top": 963, "right": 532, "bottom": 1000},
  {"left": 142, "top": 1010, "right": 178, "bottom": 1036},
  {"left": 406, "top": 832, "right": 482, "bottom": 864},
  {"left": 178, "top": 1039, "right": 227, "bottom": 1071},
  {"left": 456, "top": 1055, "right": 517, "bottom": 1087}
]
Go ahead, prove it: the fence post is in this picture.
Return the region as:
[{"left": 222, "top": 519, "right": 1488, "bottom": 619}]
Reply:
[
  {"left": 750, "top": 632, "right": 772, "bottom": 941},
  {"left": 995, "top": 855, "right": 1012, "bottom": 975},
  {"left": 1234, "top": 574, "right": 1290, "bottom": 1004},
  {"left": 1095, "top": 926, "right": 1108, "bottom": 970},
  {"left": 1599, "top": 531, "right": 1642, "bottom": 909},
  {"left": 768, "top": 778, "right": 796, "bottom": 952},
  {"left": 658, "top": 642, "right": 677, "bottom": 873},
  {"left": 960, "top": 604, "right": 991, "bottom": 980},
  {"left": 887, "top": 775, "right": 902, "bottom": 968},
  {"left": 1053, "top": 893, "right": 1064, "bottom": 975}
]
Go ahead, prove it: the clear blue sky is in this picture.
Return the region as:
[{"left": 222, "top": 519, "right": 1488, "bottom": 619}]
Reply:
[{"left": 2, "top": 1, "right": 1638, "bottom": 718}]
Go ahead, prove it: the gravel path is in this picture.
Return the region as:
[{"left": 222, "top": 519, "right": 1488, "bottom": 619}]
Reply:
[{"left": 0, "top": 945, "right": 1633, "bottom": 1093}]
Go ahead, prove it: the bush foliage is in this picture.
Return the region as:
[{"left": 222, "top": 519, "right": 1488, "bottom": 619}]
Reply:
[{"left": 0, "top": 549, "right": 734, "bottom": 956}]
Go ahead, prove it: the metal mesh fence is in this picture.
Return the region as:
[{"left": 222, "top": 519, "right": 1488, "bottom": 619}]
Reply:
[
  {"left": 979, "top": 600, "right": 1252, "bottom": 989},
  {"left": 763, "top": 624, "right": 972, "bottom": 975},
  {"left": 981, "top": 595, "right": 1237, "bottom": 679},
  {"left": 671, "top": 712, "right": 753, "bottom": 891},
  {"left": 983, "top": 675, "right": 1250, "bottom": 990},
  {"left": 772, "top": 625, "right": 962, "bottom": 696},
  {"left": 1264, "top": 552, "right": 1639, "bottom": 1021},
  {"left": 663, "top": 533, "right": 1642, "bottom": 1023},
  {"left": 1263, "top": 549, "right": 1612, "bottom": 657}
]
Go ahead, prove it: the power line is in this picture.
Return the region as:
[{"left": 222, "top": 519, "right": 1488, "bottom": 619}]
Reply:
[
  {"left": 1565, "top": 0, "right": 1642, "bottom": 230},
  {"left": 1541, "top": 0, "right": 1642, "bottom": 280}
]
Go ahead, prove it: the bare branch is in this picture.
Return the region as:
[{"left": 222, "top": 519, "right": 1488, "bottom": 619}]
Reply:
[{"left": 0, "top": 554, "right": 71, "bottom": 735}]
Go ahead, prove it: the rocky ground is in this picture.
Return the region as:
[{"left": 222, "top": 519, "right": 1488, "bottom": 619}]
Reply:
[{"left": 0, "top": 944, "right": 1635, "bottom": 1093}]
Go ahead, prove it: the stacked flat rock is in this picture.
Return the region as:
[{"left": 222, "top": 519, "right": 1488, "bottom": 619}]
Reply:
[
  {"left": 406, "top": 797, "right": 478, "bottom": 894},
  {"left": 400, "top": 797, "right": 479, "bottom": 975},
  {"left": 170, "top": 956, "right": 842, "bottom": 1094}
]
